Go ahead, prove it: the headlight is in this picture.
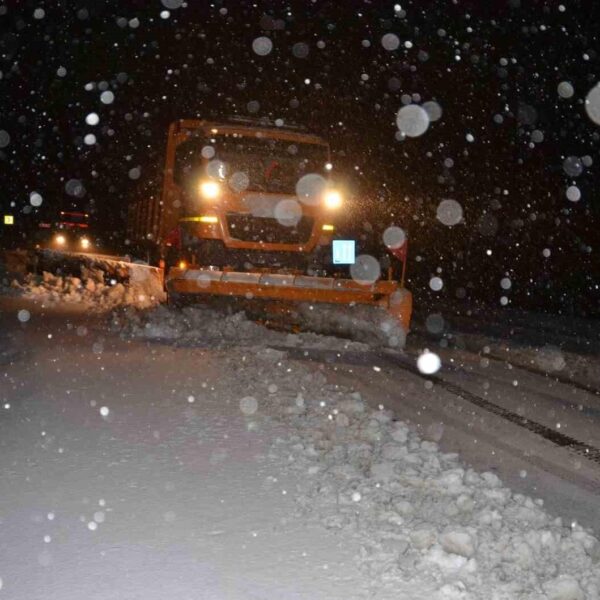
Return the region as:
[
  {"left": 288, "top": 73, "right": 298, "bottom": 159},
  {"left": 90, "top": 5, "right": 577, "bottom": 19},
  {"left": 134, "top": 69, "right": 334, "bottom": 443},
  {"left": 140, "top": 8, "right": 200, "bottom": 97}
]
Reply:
[
  {"left": 55, "top": 234, "right": 66, "bottom": 246},
  {"left": 199, "top": 180, "right": 221, "bottom": 200},
  {"left": 324, "top": 189, "right": 343, "bottom": 210},
  {"left": 80, "top": 237, "right": 91, "bottom": 249}
]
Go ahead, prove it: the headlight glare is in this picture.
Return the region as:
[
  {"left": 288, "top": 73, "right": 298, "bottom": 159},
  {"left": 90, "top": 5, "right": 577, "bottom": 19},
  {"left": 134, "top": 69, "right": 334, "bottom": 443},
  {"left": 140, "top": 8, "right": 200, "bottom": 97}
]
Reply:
[
  {"left": 199, "top": 180, "right": 221, "bottom": 200},
  {"left": 324, "top": 189, "right": 343, "bottom": 209}
]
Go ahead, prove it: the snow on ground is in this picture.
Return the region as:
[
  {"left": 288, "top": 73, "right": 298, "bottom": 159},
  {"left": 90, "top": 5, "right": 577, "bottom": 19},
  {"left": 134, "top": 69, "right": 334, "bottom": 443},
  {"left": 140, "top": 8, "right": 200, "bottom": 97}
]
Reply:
[
  {"left": 9, "top": 264, "right": 164, "bottom": 310},
  {"left": 113, "top": 303, "right": 371, "bottom": 352},
  {"left": 462, "top": 336, "right": 600, "bottom": 391},
  {"left": 0, "top": 320, "right": 363, "bottom": 599},
  {"left": 295, "top": 302, "right": 407, "bottom": 348},
  {"left": 273, "top": 377, "right": 600, "bottom": 599},
  {"left": 224, "top": 351, "right": 600, "bottom": 599},
  {"left": 2, "top": 294, "right": 600, "bottom": 599},
  {"left": 111, "top": 303, "right": 600, "bottom": 599},
  {"left": 423, "top": 325, "right": 600, "bottom": 393},
  {"left": 419, "top": 305, "right": 600, "bottom": 388}
]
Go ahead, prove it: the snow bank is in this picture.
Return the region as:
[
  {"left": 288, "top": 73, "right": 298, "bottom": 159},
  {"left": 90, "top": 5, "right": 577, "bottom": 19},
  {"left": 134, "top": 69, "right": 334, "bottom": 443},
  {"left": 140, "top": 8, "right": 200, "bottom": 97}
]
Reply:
[
  {"left": 12, "top": 264, "right": 164, "bottom": 310},
  {"left": 220, "top": 347, "right": 600, "bottom": 599},
  {"left": 115, "top": 303, "right": 284, "bottom": 346},
  {"left": 115, "top": 303, "right": 371, "bottom": 351},
  {"left": 296, "top": 302, "right": 407, "bottom": 348}
]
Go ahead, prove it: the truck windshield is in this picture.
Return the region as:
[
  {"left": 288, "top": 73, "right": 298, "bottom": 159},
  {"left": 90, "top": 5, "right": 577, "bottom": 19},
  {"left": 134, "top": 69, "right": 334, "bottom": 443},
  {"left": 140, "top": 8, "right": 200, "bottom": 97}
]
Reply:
[{"left": 174, "top": 134, "right": 329, "bottom": 195}]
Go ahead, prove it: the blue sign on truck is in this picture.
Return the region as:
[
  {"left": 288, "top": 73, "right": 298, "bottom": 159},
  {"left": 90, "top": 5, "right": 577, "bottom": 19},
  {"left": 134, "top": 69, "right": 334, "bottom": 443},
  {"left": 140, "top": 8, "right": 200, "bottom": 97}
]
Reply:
[{"left": 332, "top": 240, "right": 356, "bottom": 265}]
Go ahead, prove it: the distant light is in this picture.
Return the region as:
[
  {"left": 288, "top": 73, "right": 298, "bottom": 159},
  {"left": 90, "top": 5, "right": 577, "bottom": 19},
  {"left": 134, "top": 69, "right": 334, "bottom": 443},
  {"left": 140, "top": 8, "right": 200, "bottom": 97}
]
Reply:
[
  {"left": 55, "top": 234, "right": 66, "bottom": 246},
  {"left": 80, "top": 237, "right": 91, "bottom": 249},
  {"left": 199, "top": 215, "right": 218, "bottom": 224},
  {"left": 3, "top": 215, "right": 14, "bottom": 225},
  {"left": 321, "top": 224, "right": 334, "bottom": 231}
]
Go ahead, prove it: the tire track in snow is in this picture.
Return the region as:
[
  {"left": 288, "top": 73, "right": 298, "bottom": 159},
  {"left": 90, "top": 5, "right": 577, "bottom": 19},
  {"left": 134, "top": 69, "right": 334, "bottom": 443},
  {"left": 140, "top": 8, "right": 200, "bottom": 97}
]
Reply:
[
  {"left": 380, "top": 351, "right": 600, "bottom": 466},
  {"left": 273, "top": 345, "right": 600, "bottom": 467},
  {"left": 486, "top": 352, "right": 600, "bottom": 397}
]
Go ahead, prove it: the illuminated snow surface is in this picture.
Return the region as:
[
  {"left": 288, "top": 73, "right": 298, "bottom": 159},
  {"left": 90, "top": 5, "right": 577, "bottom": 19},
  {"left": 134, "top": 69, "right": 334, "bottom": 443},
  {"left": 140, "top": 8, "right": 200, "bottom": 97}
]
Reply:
[
  {"left": 7, "top": 257, "right": 404, "bottom": 348},
  {"left": 8, "top": 262, "right": 164, "bottom": 310},
  {"left": 1, "top": 269, "right": 599, "bottom": 598},
  {"left": 0, "top": 295, "right": 598, "bottom": 600}
]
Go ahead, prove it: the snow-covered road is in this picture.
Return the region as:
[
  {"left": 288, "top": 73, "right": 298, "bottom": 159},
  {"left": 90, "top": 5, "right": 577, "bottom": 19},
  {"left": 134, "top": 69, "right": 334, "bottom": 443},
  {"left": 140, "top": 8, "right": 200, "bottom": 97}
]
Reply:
[
  {"left": 1, "top": 295, "right": 599, "bottom": 599},
  {"left": 311, "top": 344, "right": 600, "bottom": 531},
  {"left": 0, "top": 297, "right": 362, "bottom": 599}
]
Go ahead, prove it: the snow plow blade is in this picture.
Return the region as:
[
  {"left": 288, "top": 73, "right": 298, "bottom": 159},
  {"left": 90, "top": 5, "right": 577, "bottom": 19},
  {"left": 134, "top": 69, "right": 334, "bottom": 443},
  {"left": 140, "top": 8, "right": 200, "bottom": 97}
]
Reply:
[{"left": 166, "top": 268, "right": 412, "bottom": 348}]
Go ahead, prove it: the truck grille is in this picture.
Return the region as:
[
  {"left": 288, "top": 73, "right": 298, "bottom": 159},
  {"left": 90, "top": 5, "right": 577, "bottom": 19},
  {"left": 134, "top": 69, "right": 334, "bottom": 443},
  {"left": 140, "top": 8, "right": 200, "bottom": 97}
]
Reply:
[{"left": 226, "top": 213, "right": 314, "bottom": 245}]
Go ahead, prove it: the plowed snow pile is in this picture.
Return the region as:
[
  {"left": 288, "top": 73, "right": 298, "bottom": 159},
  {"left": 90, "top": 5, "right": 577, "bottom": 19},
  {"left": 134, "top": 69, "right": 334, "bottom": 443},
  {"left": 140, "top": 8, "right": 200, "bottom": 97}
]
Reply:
[
  {"left": 116, "top": 303, "right": 370, "bottom": 351},
  {"left": 11, "top": 265, "right": 164, "bottom": 310},
  {"left": 113, "top": 305, "right": 600, "bottom": 598},
  {"left": 296, "top": 302, "right": 407, "bottom": 348},
  {"left": 228, "top": 347, "right": 600, "bottom": 600}
]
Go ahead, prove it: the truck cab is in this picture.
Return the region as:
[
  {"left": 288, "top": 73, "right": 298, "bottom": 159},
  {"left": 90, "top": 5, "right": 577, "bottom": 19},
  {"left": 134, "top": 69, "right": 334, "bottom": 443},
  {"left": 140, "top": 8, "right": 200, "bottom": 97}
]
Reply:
[{"left": 160, "top": 119, "right": 343, "bottom": 273}]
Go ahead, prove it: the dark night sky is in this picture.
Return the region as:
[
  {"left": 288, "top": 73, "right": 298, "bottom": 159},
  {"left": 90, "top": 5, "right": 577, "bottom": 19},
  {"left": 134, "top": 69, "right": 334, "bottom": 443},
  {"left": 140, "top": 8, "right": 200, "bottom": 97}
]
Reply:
[{"left": 1, "top": 0, "right": 600, "bottom": 314}]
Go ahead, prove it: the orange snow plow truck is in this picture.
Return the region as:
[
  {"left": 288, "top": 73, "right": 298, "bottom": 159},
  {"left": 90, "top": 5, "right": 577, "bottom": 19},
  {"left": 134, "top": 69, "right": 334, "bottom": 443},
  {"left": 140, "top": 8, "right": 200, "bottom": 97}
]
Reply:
[{"left": 127, "top": 119, "right": 412, "bottom": 347}]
